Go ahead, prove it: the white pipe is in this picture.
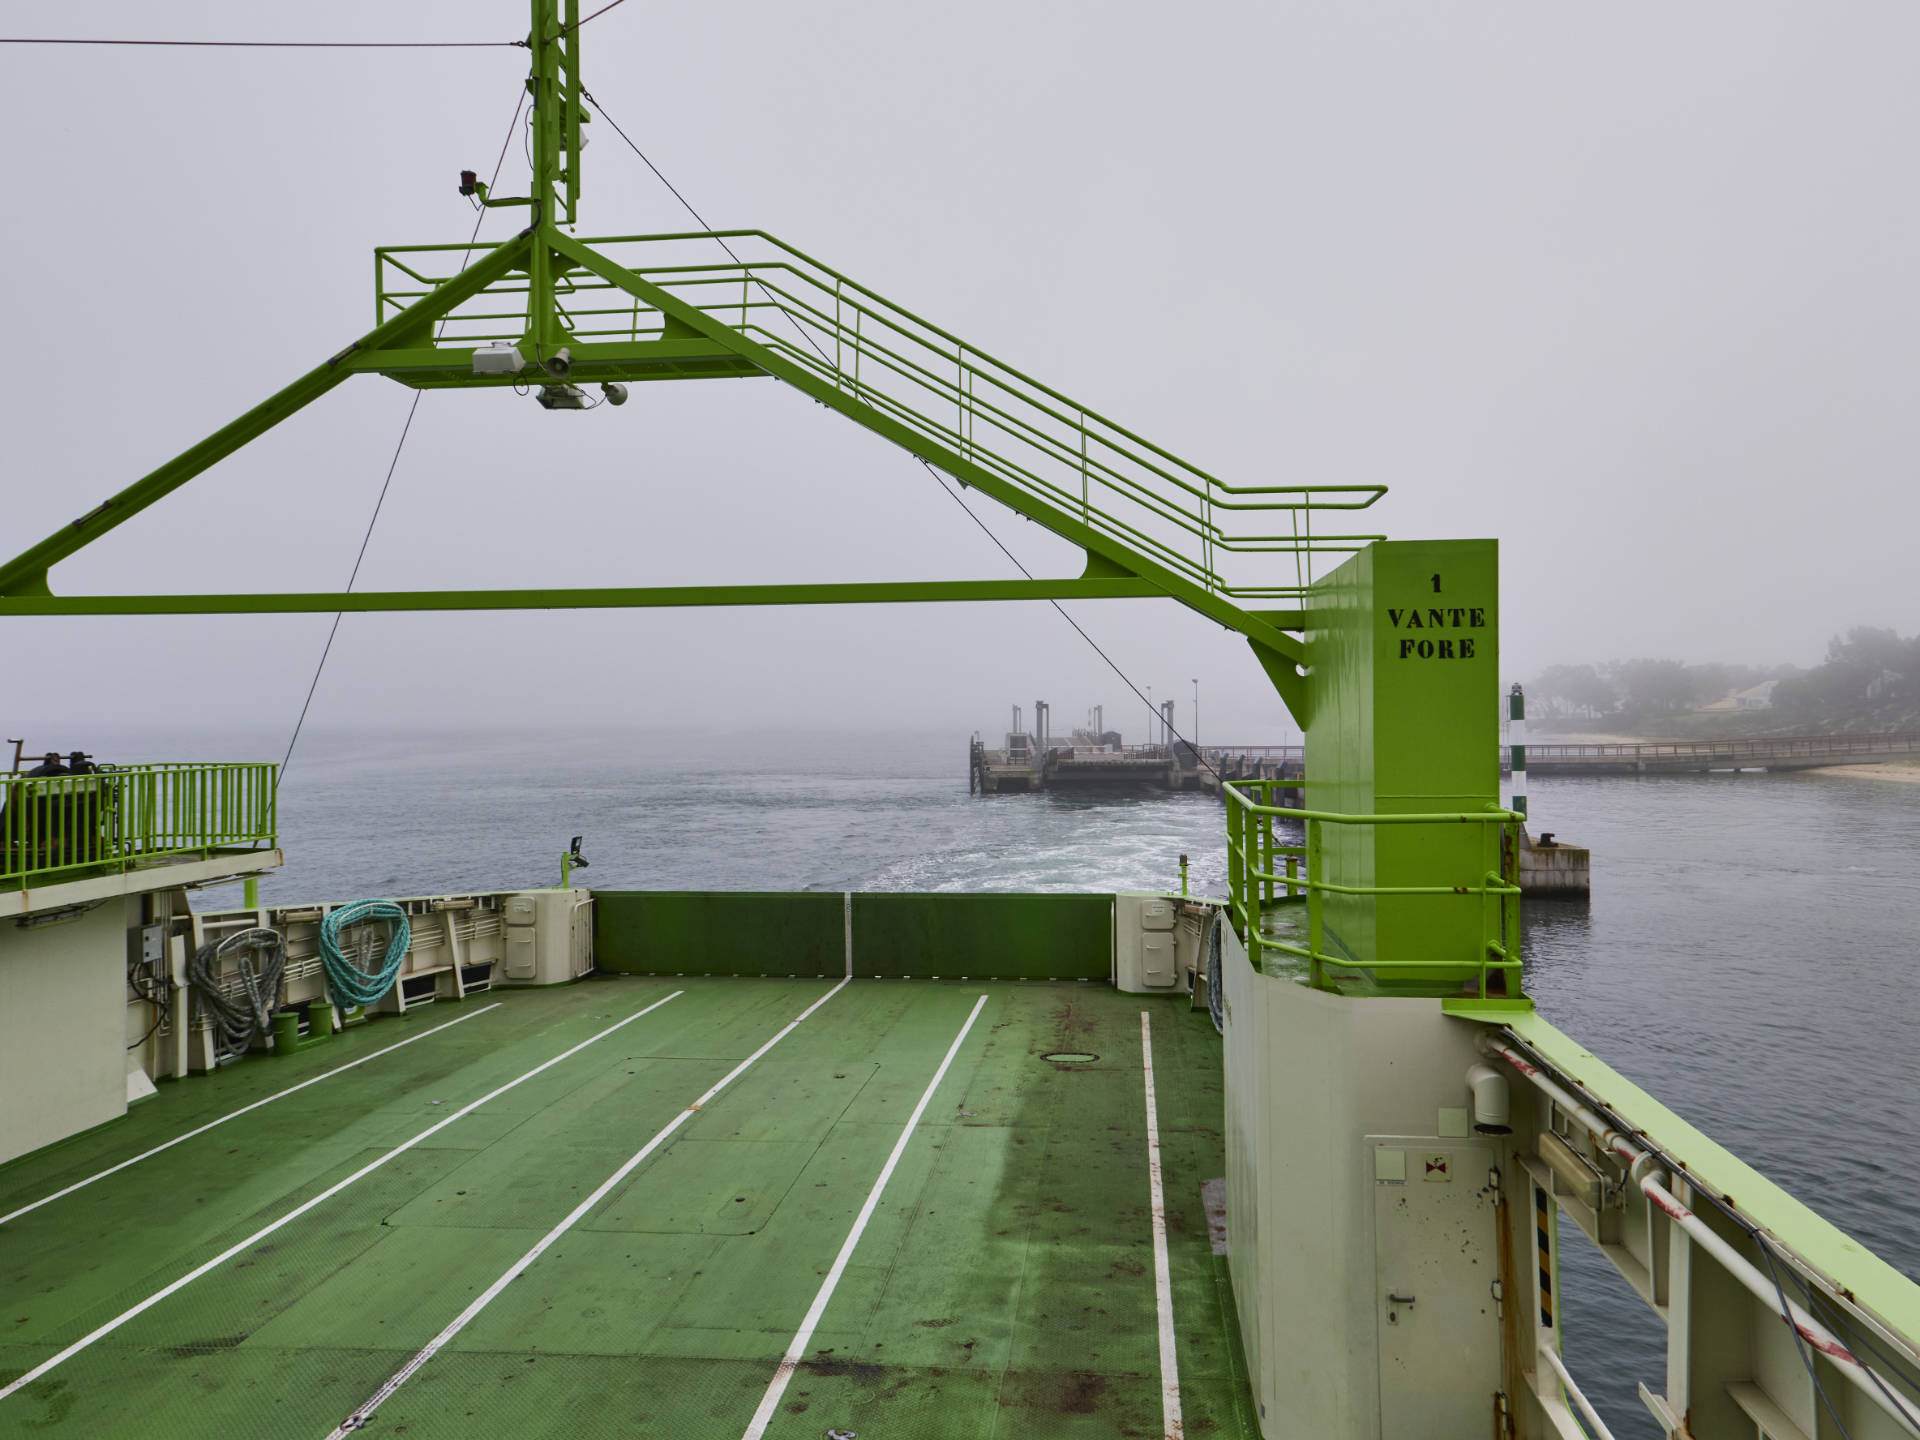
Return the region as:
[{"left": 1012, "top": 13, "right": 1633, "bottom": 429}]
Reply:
[
  {"left": 1466, "top": 1061, "right": 1511, "bottom": 1133},
  {"left": 1538, "top": 1343, "right": 1618, "bottom": 1440},
  {"left": 1484, "top": 1037, "right": 1920, "bottom": 1437}
]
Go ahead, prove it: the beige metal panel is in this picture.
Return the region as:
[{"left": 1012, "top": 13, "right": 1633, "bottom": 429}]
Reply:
[
  {"left": 1371, "top": 1138, "right": 1501, "bottom": 1437},
  {"left": 0, "top": 898, "right": 134, "bottom": 1164},
  {"left": 1114, "top": 893, "right": 1183, "bottom": 993},
  {"left": 1225, "top": 944, "right": 1504, "bottom": 1439},
  {"left": 502, "top": 894, "right": 538, "bottom": 980},
  {"left": 1, "top": 851, "right": 283, "bottom": 919}
]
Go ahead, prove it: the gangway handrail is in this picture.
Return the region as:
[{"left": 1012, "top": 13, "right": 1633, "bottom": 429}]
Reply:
[
  {"left": 371, "top": 229, "right": 1388, "bottom": 605},
  {"left": 1222, "top": 778, "right": 1521, "bottom": 998}
]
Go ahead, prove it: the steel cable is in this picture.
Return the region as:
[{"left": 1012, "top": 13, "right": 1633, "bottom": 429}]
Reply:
[
  {"left": 279, "top": 86, "right": 527, "bottom": 777},
  {"left": 582, "top": 87, "right": 1228, "bottom": 781}
]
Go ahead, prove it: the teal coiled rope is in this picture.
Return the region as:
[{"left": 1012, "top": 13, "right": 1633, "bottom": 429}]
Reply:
[{"left": 319, "top": 900, "right": 412, "bottom": 1008}]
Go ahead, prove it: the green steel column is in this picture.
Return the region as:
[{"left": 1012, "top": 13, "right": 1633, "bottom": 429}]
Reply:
[{"left": 1305, "top": 817, "right": 1323, "bottom": 986}]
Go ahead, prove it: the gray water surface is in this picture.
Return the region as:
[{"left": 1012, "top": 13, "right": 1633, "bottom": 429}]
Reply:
[{"left": 159, "top": 727, "right": 1918, "bottom": 1433}]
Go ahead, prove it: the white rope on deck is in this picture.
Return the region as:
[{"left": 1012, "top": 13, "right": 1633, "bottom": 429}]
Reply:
[
  {"left": 1142, "top": 1010, "right": 1186, "bottom": 1440},
  {"left": 0, "top": 991, "right": 684, "bottom": 1404},
  {"left": 740, "top": 992, "right": 990, "bottom": 1440},
  {"left": 327, "top": 977, "right": 854, "bottom": 1439},
  {"left": 0, "top": 1001, "right": 503, "bottom": 1227}
]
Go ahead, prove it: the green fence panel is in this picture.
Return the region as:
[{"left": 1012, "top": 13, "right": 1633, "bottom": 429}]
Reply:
[
  {"left": 593, "top": 891, "right": 1115, "bottom": 981},
  {"left": 850, "top": 892, "right": 1112, "bottom": 980},
  {"left": 592, "top": 891, "right": 844, "bottom": 976}
]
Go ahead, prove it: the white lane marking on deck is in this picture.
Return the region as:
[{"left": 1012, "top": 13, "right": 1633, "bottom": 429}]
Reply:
[
  {"left": 843, "top": 892, "right": 853, "bottom": 978},
  {"left": 740, "top": 992, "right": 990, "bottom": 1440},
  {"left": 0, "top": 1002, "right": 506, "bottom": 1228},
  {"left": 1142, "top": 1010, "right": 1185, "bottom": 1440},
  {"left": 326, "top": 976, "right": 854, "bottom": 1440},
  {"left": 0, "top": 990, "right": 685, "bottom": 1405}
]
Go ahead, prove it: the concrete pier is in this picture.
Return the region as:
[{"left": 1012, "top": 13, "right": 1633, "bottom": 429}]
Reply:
[{"left": 1519, "top": 828, "right": 1590, "bottom": 898}]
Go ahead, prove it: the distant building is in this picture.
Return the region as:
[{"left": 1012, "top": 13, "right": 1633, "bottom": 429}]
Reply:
[
  {"left": 1733, "top": 680, "right": 1778, "bottom": 711},
  {"left": 1865, "top": 668, "right": 1904, "bottom": 701}
]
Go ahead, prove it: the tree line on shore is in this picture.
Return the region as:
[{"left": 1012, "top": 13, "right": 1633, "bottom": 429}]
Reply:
[{"left": 1525, "top": 627, "right": 1920, "bottom": 732}]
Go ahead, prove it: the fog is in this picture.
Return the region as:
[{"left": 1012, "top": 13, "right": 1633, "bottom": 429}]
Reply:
[{"left": 5, "top": 2, "right": 1916, "bottom": 753}]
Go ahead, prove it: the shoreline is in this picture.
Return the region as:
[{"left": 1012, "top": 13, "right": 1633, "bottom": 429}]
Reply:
[{"left": 1799, "top": 761, "right": 1920, "bottom": 785}]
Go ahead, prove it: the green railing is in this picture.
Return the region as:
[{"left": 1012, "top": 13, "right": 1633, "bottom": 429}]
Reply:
[
  {"left": 375, "top": 230, "right": 1387, "bottom": 602},
  {"left": 1223, "top": 778, "right": 1522, "bottom": 997},
  {"left": 1, "top": 762, "right": 278, "bottom": 890}
]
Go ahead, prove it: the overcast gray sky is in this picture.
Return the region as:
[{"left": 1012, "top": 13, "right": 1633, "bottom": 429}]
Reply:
[{"left": 5, "top": 2, "right": 1915, "bottom": 748}]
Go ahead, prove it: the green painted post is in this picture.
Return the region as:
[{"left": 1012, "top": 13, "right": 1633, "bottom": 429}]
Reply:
[
  {"left": 244, "top": 875, "right": 259, "bottom": 909},
  {"left": 1305, "top": 818, "right": 1323, "bottom": 987},
  {"left": 1225, "top": 785, "right": 1242, "bottom": 938}
]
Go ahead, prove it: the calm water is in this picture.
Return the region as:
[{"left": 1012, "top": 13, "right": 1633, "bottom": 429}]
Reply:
[{"left": 135, "top": 727, "right": 1920, "bottom": 1432}]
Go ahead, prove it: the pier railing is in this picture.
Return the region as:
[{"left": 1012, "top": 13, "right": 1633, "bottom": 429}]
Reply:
[
  {"left": 1524, "top": 732, "right": 1920, "bottom": 762},
  {"left": 1, "top": 762, "right": 278, "bottom": 889},
  {"left": 1223, "top": 778, "right": 1522, "bottom": 997}
]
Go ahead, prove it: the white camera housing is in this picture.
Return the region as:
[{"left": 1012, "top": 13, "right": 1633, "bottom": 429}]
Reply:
[{"left": 471, "top": 342, "right": 526, "bottom": 376}]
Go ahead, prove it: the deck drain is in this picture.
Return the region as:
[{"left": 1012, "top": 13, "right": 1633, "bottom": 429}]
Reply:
[{"left": 1040, "top": 1051, "right": 1099, "bottom": 1065}]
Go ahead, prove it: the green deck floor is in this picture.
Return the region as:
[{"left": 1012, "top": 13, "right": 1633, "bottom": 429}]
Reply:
[{"left": 0, "top": 978, "right": 1258, "bottom": 1438}]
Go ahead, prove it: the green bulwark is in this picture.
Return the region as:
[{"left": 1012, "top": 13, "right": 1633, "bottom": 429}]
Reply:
[
  {"left": 593, "top": 891, "right": 1113, "bottom": 981},
  {"left": 1305, "top": 539, "right": 1502, "bottom": 980}
]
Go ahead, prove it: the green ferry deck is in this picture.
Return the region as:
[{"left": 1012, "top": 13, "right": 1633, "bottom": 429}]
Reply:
[{"left": 0, "top": 976, "right": 1251, "bottom": 1438}]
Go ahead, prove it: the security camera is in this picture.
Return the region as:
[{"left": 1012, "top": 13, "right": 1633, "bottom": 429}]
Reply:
[
  {"left": 535, "top": 384, "right": 588, "bottom": 411},
  {"left": 600, "top": 382, "right": 629, "bottom": 407},
  {"left": 542, "top": 346, "right": 572, "bottom": 380}
]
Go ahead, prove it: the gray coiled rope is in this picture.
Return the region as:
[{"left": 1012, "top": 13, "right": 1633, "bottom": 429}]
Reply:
[
  {"left": 319, "top": 900, "right": 411, "bottom": 1008},
  {"left": 1203, "top": 907, "right": 1225, "bottom": 1035},
  {"left": 188, "top": 928, "right": 286, "bottom": 1059}
]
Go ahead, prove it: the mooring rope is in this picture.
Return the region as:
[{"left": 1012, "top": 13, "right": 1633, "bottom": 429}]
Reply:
[
  {"left": 188, "top": 928, "right": 287, "bottom": 1059},
  {"left": 319, "top": 901, "right": 412, "bottom": 1009}
]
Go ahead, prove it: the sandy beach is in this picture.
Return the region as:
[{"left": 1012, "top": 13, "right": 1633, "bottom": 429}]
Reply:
[{"left": 1800, "top": 758, "right": 1920, "bottom": 785}]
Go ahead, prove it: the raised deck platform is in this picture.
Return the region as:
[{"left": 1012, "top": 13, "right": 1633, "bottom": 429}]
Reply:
[{"left": 0, "top": 979, "right": 1255, "bottom": 1437}]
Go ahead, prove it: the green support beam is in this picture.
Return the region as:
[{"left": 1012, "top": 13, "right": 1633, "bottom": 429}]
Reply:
[
  {"left": 0, "top": 233, "right": 533, "bottom": 600},
  {"left": 545, "top": 231, "right": 1305, "bottom": 670},
  {"left": 0, "top": 577, "right": 1166, "bottom": 618},
  {"left": 1, "top": 0, "right": 1323, "bottom": 725}
]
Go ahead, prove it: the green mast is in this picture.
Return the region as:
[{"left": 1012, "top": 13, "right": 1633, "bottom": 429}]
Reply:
[{"left": 0, "top": 1, "right": 1516, "bottom": 996}]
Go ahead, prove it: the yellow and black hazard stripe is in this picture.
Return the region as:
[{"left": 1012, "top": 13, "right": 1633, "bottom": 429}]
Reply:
[{"left": 1535, "top": 1184, "right": 1554, "bottom": 1329}]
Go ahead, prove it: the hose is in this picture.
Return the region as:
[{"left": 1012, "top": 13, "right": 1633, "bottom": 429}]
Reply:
[
  {"left": 187, "top": 928, "right": 286, "bottom": 1059},
  {"left": 1203, "top": 906, "right": 1225, "bottom": 1035},
  {"left": 319, "top": 900, "right": 411, "bottom": 1008}
]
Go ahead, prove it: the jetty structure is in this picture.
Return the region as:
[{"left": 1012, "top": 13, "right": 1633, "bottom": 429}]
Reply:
[
  {"left": 3, "top": 8, "right": 1919, "bottom": 1438},
  {"left": 1524, "top": 730, "right": 1920, "bottom": 775},
  {"left": 969, "top": 702, "right": 1304, "bottom": 799}
]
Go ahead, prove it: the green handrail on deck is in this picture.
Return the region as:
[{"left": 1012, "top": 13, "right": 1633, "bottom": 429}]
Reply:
[
  {"left": 0, "top": 762, "right": 278, "bottom": 890},
  {"left": 1222, "top": 778, "right": 1522, "bottom": 998}
]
